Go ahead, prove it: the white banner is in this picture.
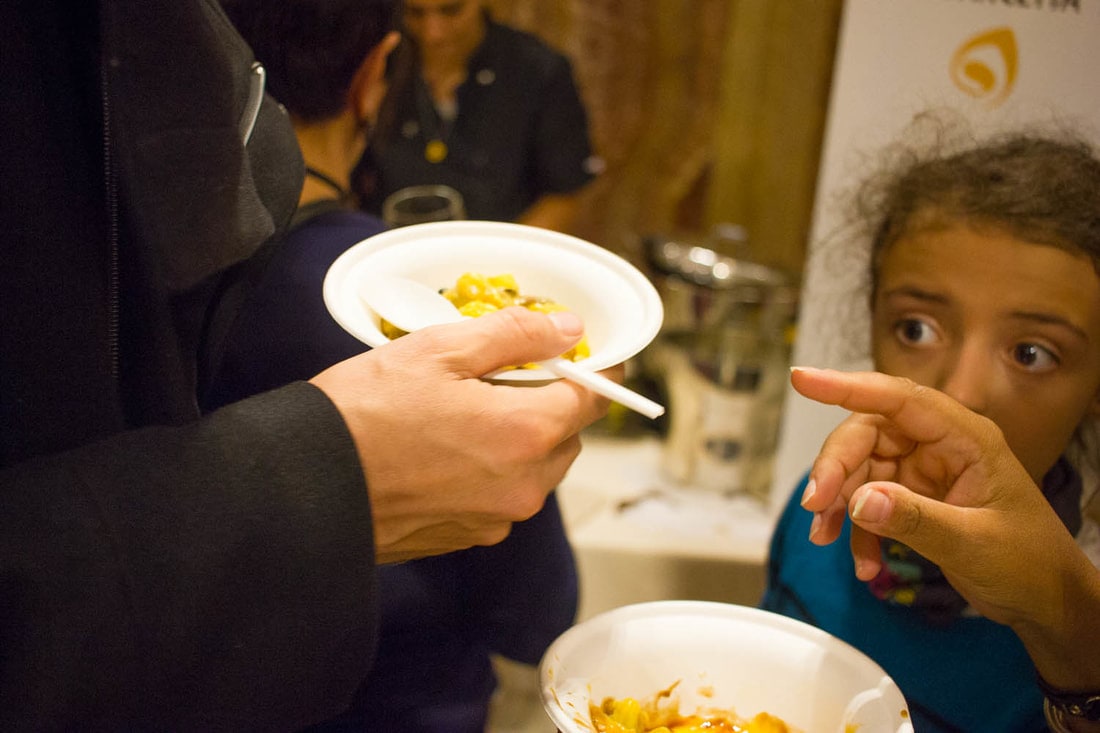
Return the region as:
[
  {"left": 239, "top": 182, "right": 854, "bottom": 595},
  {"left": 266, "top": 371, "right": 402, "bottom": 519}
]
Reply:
[{"left": 770, "top": 0, "right": 1100, "bottom": 509}]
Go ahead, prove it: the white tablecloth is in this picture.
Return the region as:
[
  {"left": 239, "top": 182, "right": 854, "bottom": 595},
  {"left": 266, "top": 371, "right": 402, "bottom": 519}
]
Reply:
[{"left": 559, "top": 433, "right": 782, "bottom": 620}]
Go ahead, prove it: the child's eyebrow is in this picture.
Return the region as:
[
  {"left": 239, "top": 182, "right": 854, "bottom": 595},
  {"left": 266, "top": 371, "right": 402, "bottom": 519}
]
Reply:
[
  {"left": 880, "top": 286, "right": 947, "bottom": 304},
  {"left": 1006, "top": 310, "right": 1090, "bottom": 342},
  {"left": 882, "top": 287, "right": 1091, "bottom": 342}
]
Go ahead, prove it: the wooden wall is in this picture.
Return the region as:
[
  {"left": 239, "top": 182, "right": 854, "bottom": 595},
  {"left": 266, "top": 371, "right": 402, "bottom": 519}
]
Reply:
[{"left": 489, "top": 0, "right": 844, "bottom": 280}]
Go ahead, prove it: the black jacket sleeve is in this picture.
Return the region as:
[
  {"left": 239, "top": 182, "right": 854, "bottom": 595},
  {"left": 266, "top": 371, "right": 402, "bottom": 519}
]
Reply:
[{"left": 0, "top": 383, "right": 378, "bottom": 731}]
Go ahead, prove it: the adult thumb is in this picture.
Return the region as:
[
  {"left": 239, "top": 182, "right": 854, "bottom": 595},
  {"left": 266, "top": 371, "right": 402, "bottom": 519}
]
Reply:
[{"left": 448, "top": 306, "right": 587, "bottom": 378}]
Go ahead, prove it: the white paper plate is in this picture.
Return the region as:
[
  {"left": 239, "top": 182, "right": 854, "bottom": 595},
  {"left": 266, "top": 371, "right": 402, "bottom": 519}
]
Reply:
[
  {"left": 541, "top": 601, "right": 913, "bottom": 733},
  {"left": 322, "top": 221, "right": 664, "bottom": 381}
]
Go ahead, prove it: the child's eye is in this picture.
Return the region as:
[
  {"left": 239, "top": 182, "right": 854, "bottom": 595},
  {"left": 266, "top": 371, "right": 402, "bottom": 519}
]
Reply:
[
  {"left": 1012, "top": 342, "right": 1059, "bottom": 372},
  {"left": 894, "top": 318, "right": 937, "bottom": 346}
]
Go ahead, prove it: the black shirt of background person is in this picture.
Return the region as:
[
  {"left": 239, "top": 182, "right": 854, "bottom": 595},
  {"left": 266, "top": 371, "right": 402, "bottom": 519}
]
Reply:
[{"left": 359, "top": 18, "right": 595, "bottom": 222}]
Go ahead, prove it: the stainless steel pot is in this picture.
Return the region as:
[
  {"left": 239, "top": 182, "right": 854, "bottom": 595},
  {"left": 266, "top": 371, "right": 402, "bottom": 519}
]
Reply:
[{"left": 640, "top": 229, "right": 797, "bottom": 500}]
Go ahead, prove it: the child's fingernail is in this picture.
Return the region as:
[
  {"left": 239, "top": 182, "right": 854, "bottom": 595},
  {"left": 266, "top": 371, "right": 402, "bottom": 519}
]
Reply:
[
  {"left": 808, "top": 512, "right": 822, "bottom": 541},
  {"left": 800, "top": 478, "right": 816, "bottom": 507},
  {"left": 852, "top": 490, "right": 890, "bottom": 524}
]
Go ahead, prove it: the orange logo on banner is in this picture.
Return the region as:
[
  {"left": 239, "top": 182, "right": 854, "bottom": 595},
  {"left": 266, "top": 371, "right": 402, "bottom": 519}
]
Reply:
[{"left": 949, "top": 27, "right": 1018, "bottom": 107}]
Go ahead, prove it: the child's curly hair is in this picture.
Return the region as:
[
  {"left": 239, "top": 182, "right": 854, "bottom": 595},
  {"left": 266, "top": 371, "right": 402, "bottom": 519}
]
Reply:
[{"left": 852, "top": 112, "right": 1100, "bottom": 302}]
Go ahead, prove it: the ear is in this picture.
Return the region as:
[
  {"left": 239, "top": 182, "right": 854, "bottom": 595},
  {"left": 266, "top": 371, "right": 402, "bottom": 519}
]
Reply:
[{"left": 349, "top": 31, "right": 401, "bottom": 125}]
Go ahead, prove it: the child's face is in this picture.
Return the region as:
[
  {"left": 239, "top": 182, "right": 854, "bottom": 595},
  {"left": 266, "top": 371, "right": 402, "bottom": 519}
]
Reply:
[{"left": 871, "top": 223, "right": 1100, "bottom": 482}]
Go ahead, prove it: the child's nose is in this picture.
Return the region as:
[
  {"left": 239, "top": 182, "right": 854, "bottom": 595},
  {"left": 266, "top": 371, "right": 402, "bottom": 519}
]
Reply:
[{"left": 938, "top": 343, "right": 993, "bottom": 415}]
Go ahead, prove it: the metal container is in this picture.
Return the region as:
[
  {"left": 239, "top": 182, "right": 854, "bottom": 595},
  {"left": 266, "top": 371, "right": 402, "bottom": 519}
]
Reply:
[{"left": 640, "top": 228, "right": 797, "bottom": 500}]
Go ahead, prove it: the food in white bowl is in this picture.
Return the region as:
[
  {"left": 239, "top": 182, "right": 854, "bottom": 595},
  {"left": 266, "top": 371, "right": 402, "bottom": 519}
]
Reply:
[
  {"left": 590, "top": 684, "right": 793, "bottom": 732},
  {"left": 321, "top": 220, "right": 663, "bottom": 382},
  {"left": 378, "top": 271, "right": 592, "bottom": 367},
  {"left": 540, "top": 601, "right": 913, "bottom": 733}
]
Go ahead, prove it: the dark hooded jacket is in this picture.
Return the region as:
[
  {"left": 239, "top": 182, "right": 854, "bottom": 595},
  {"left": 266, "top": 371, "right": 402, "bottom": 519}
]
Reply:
[{"left": 0, "top": 0, "right": 377, "bottom": 728}]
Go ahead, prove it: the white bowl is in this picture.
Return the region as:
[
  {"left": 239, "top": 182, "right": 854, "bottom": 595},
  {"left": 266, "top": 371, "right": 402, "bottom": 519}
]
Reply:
[
  {"left": 541, "top": 601, "right": 912, "bottom": 733},
  {"left": 322, "top": 221, "right": 664, "bottom": 381}
]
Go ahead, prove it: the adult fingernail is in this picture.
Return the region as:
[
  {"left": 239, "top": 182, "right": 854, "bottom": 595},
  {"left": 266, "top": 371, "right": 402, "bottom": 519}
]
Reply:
[
  {"left": 852, "top": 489, "right": 890, "bottom": 524},
  {"left": 548, "top": 310, "right": 583, "bottom": 337},
  {"left": 800, "top": 478, "right": 816, "bottom": 507}
]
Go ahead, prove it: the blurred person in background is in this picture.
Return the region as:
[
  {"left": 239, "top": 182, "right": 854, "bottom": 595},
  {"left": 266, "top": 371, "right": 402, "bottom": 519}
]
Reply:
[
  {"left": 204, "top": 0, "right": 399, "bottom": 404},
  {"left": 357, "top": 0, "right": 601, "bottom": 232},
  {"left": 216, "top": 1, "right": 587, "bottom": 731}
]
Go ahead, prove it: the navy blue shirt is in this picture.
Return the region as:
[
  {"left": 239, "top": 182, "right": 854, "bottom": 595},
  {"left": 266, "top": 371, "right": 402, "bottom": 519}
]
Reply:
[{"left": 207, "top": 207, "right": 381, "bottom": 406}]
